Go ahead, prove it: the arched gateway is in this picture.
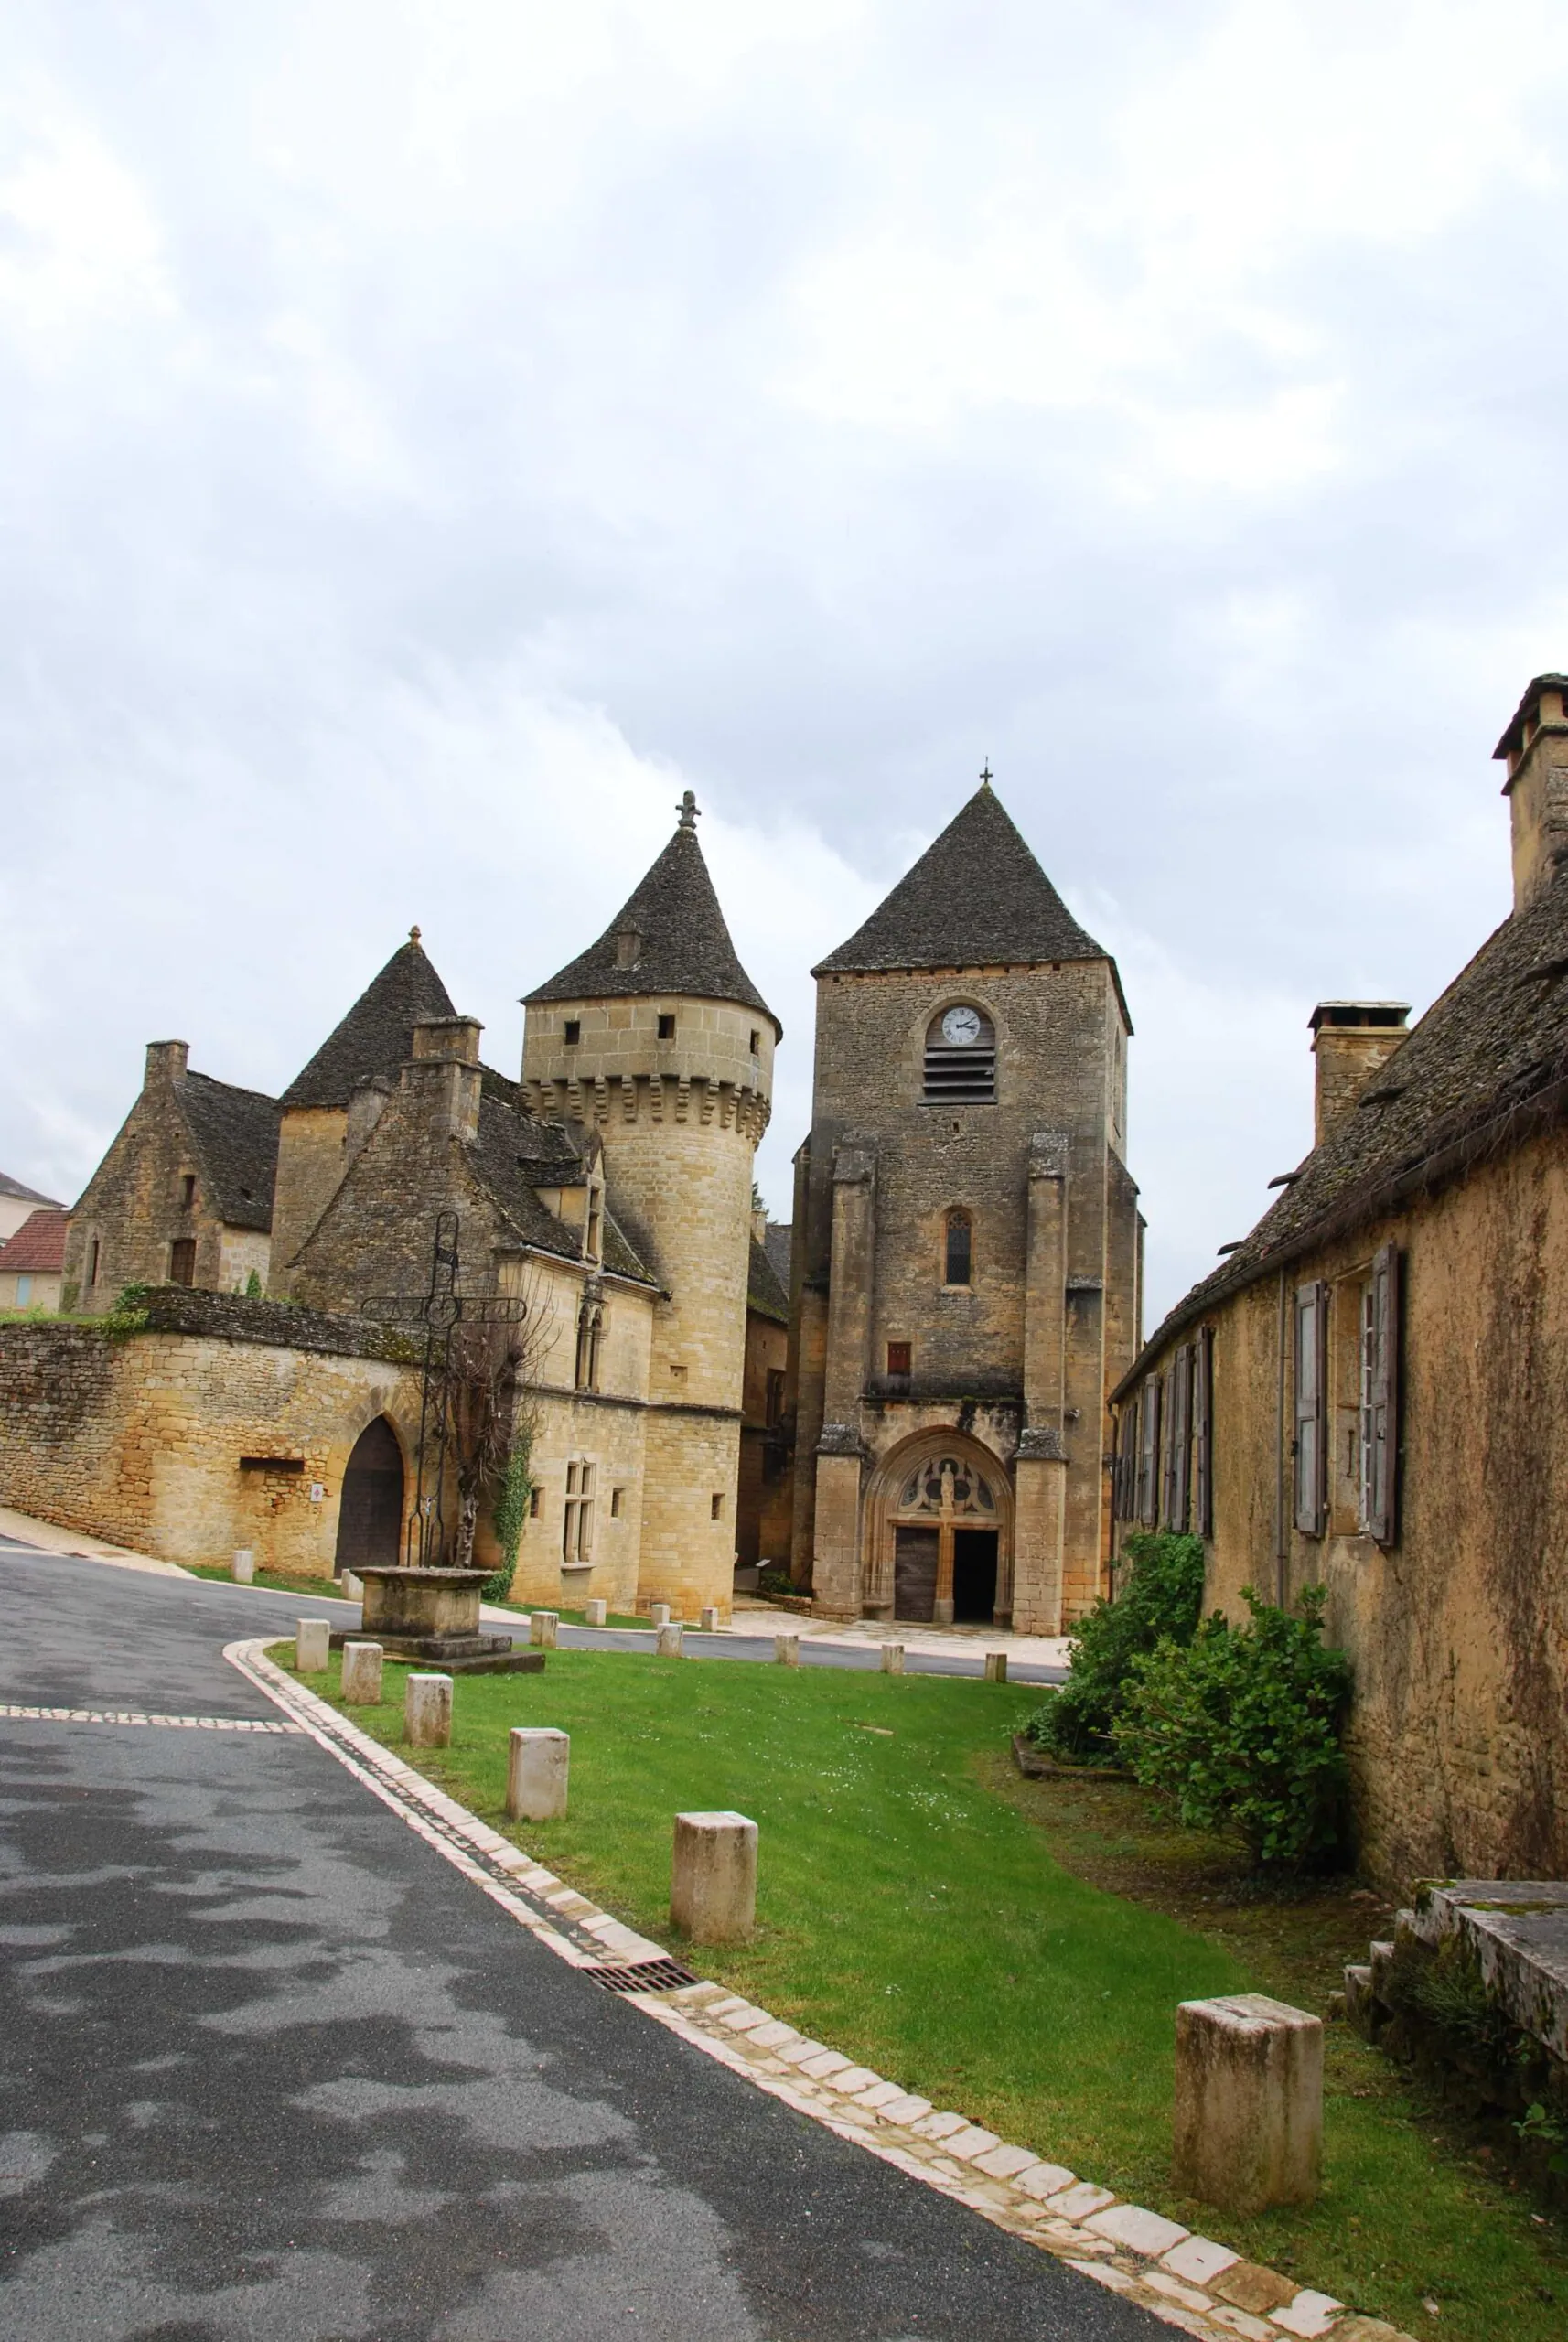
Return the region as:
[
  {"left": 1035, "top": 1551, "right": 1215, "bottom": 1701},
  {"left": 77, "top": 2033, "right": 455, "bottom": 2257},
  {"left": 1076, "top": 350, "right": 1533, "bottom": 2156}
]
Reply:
[
  {"left": 861, "top": 1434, "right": 1013, "bottom": 1627},
  {"left": 334, "top": 1417, "right": 405, "bottom": 1576}
]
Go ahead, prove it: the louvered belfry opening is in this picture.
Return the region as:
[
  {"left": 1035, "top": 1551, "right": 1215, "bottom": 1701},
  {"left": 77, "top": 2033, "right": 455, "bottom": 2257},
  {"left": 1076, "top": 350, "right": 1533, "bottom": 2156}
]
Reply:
[{"left": 922, "top": 1005, "right": 996, "bottom": 1102}]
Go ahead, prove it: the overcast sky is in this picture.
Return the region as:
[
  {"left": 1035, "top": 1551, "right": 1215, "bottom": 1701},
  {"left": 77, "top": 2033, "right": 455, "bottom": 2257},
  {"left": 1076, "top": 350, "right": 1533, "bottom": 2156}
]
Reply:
[{"left": 5, "top": 1, "right": 1567, "bottom": 1327}]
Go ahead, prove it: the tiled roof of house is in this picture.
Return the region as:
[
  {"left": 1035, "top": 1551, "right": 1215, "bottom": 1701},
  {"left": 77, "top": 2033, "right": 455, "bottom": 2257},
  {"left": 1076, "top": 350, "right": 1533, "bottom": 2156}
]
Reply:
[
  {"left": 468, "top": 1092, "right": 657, "bottom": 1287},
  {"left": 525, "top": 812, "right": 779, "bottom": 1033},
  {"left": 0, "top": 1209, "right": 68, "bottom": 1273},
  {"left": 763, "top": 1219, "right": 792, "bottom": 1290},
  {"left": 177, "top": 1075, "right": 279, "bottom": 1232},
  {"left": 282, "top": 934, "right": 456, "bottom": 1111},
  {"left": 813, "top": 784, "right": 1116, "bottom": 998},
  {"left": 0, "top": 1171, "right": 62, "bottom": 1208},
  {"left": 1118, "top": 869, "right": 1568, "bottom": 1391},
  {"left": 747, "top": 1235, "right": 789, "bottom": 1325}
]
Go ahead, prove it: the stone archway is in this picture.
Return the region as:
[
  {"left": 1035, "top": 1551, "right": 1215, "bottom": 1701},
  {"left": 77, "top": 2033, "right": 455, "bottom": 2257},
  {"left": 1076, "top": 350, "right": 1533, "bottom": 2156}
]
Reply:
[
  {"left": 334, "top": 1416, "right": 405, "bottom": 1575},
  {"left": 861, "top": 1433, "right": 1013, "bottom": 1626}
]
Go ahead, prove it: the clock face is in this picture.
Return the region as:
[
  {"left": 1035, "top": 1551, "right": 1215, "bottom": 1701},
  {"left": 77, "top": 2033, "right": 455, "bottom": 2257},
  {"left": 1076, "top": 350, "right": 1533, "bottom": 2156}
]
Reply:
[{"left": 941, "top": 1005, "right": 983, "bottom": 1047}]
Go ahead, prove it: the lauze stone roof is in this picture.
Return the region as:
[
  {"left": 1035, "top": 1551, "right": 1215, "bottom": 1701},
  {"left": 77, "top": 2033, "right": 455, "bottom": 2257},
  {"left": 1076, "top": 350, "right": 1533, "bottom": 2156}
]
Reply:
[
  {"left": 747, "top": 1235, "right": 789, "bottom": 1325},
  {"left": 526, "top": 818, "right": 779, "bottom": 1032},
  {"left": 177, "top": 1075, "right": 279, "bottom": 1232},
  {"left": 814, "top": 782, "right": 1111, "bottom": 978},
  {"left": 0, "top": 1209, "right": 68, "bottom": 1274},
  {"left": 468, "top": 1089, "right": 657, "bottom": 1287},
  {"left": 282, "top": 936, "right": 456, "bottom": 1111},
  {"left": 1122, "top": 868, "right": 1568, "bottom": 1384}
]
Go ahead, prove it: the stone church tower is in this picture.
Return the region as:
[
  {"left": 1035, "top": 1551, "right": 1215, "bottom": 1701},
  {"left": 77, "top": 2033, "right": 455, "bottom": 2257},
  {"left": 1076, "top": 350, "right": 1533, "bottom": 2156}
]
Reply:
[
  {"left": 521, "top": 795, "right": 779, "bottom": 1616},
  {"left": 789, "top": 779, "right": 1140, "bottom": 1633}
]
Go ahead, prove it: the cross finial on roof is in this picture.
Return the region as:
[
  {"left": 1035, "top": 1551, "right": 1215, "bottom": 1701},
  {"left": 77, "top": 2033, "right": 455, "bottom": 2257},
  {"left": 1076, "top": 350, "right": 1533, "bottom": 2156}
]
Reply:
[
  {"left": 979, "top": 761, "right": 993, "bottom": 788},
  {"left": 409, "top": 925, "right": 422, "bottom": 945},
  {"left": 676, "top": 789, "right": 700, "bottom": 830}
]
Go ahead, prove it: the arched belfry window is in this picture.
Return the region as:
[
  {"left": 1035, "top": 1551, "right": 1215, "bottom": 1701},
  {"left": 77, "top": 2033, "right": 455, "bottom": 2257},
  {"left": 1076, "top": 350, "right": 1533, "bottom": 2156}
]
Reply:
[
  {"left": 922, "top": 1005, "right": 996, "bottom": 1103},
  {"left": 944, "top": 1209, "right": 972, "bottom": 1287}
]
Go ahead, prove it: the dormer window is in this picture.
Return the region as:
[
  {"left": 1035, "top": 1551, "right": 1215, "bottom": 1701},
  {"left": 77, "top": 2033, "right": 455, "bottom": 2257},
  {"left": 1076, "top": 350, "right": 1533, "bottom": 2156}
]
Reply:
[{"left": 923, "top": 1005, "right": 995, "bottom": 1103}]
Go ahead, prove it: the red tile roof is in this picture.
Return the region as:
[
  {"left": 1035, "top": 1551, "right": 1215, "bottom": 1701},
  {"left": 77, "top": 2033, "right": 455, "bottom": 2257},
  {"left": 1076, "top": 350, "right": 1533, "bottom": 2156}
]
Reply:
[{"left": 0, "top": 1209, "right": 68, "bottom": 1274}]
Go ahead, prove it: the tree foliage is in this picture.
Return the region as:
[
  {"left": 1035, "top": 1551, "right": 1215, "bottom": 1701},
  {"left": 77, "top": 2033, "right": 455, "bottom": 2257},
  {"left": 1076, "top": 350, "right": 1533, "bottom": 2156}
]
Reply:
[{"left": 1024, "top": 1531, "right": 1206, "bottom": 1762}]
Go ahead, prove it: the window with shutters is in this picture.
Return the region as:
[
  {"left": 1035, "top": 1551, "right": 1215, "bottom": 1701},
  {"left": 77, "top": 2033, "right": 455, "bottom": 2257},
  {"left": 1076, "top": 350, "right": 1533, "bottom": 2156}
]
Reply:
[
  {"left": 1112, "top": 1403, "right": 1136, "bottom": 1521},
  {"left": 1195, "top": 1327, "right": 1215, "bottom": 1538},
  {"left": 1136, "top": 1376, "right": 1162, "bottom": 1527},
  {"left": 1162, "top": 1346, "right": 1193, "bottom": 1531},
  {"left": 1293, "top": 1281, "right": 1328, "bottom": 1536},
  {"left": 1361, "top": 1242, "right": 1401, "bottom": 1543}
]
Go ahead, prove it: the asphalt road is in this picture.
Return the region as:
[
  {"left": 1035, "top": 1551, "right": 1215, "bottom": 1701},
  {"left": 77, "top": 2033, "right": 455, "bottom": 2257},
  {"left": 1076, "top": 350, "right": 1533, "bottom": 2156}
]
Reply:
[{"left": 0, "top": 1542, "right": 1144, "bottom": 2341}]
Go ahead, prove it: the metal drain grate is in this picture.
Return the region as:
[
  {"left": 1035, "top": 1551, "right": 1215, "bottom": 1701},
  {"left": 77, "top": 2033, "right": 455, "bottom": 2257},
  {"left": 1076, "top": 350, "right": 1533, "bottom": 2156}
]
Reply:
[{"left": 584, "top": 1957, "right": 699, "bottom": 1995}]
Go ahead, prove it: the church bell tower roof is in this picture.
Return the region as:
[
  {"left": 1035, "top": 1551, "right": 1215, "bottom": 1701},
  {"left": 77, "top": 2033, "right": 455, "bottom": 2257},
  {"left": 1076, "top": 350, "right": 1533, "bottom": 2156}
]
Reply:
[
  {"left": 812, "top": 780, "right": 1108, "bottom": 981},
  {"left": 525, "top": 793, "right": 780, "bottom": 1035},
  {"left": 281, "top": 929, "right": 456, "bottom": 1111}
]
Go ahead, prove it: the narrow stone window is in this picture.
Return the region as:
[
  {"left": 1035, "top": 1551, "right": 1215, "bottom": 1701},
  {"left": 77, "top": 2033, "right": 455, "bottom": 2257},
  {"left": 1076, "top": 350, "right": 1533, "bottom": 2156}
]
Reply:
[
  {"left": 658, "top": 1013, "right": 676, "bottom": 1040},
  {"left": 575, "top": 1297, "right": 604, "bottom": 1392},
  {"left": 180, "top": 1173, "right": 196, "bottom": 1208},
  {"left": 886, "top": 1340, "right": 912, "bottom": 1378},
  {"left": 922, "top": 1005, "right": 996, "bottom": 1103},
  {"left": 749, "top": 1029, "right": 759, "bottom": 1054},
  {"left": 711, "top": 1492, "right": 724, "bottom": 1520},
  {"left": 563, "top": 1459, "right": 596, "bottom": 1562},
  {"left": 529, "top": 1486, "right": 542, "bottom": 1520},
  {"left": 944, "top": 1209, "right": 972, "bottom": 1286},
  {"left": 88, "top": 1238, "right": 101, "bottom": 1286},
  {"left": 564, "top": 1019, "right": 581, "bottom": 1046},
  {"left": 610, "top": 1486, "right": 624, "bottom": 1519}
]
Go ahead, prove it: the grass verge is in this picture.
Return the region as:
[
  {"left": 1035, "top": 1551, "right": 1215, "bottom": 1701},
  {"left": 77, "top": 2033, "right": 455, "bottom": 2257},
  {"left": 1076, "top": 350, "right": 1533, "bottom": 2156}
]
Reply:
[{"left": 291, "top": 1641, "right": 1565, "bottom": 2341}]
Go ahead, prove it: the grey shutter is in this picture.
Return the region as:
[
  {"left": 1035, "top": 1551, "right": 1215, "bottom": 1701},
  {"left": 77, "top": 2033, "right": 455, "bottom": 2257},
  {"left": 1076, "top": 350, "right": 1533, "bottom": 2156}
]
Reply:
[
  {"left": 1162, "top": 1348, "right": 1192, "bottom": 1531},
  {"left": 1195, "top": 1327, "right": 1215, "bottom": 1539},
  {"left": 1367, "top": 1242, "right": 1401, "bottom": 1544},
  {"left": 1293, "top": 1281, "right": 1327, "bottom": 1537},
  {"left": 1137, "top": 1378, "right": 1162, "bottom": 1527}
]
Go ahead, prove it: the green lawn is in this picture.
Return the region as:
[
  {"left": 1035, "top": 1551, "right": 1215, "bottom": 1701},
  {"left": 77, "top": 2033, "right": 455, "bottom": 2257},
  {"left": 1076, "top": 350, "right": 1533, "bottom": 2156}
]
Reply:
[
  {"left": 295, "top": 1642, "right": 1566, "bottom": 2341},
  {"left": 188, "top": 1561, "right": 353, "bottom": 1598}
]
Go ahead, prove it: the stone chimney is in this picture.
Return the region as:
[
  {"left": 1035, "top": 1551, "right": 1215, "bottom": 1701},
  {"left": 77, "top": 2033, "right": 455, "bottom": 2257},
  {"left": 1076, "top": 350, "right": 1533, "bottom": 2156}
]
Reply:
[
  {"left": 145, "top": 1039, "right": 189, "bottom": 1086},
  {"left": 1309, "top": 1003, "right": 1410, "bottom": 1145},
  {"left": 1494, "top": 674, "right": 1568, "bottom": 912},
  {"left": 346, "top": 1073, "right": 392, "bottom": 1155},
  {"left": 403, "top": 1015, "right": 483, "bottom": 1144}
]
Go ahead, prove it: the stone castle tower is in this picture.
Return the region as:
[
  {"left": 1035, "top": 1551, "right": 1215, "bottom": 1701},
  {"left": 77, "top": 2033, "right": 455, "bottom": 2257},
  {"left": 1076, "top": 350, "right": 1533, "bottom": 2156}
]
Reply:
[
  {"left": 789, "top": 779, "right": 1140, "bottom": 1633},
  {"left": 521, "top": 794, "right": 779, "bottom": 1616}
]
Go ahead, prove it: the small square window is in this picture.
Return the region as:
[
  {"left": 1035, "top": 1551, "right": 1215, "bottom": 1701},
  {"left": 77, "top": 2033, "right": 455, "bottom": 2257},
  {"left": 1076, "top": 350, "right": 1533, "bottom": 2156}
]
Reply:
[
  {"left": 711, "top": 1492, "right": 724, "bottom": 1520},
  {"left": 564, "top": 1020, "right": 581, "bottom": 1046},
  {"left": 658, "top": 1013, "right": 676, "bottom": 1040},
  {"left": 529, "top": 1487, "right": 542, "bottom": 1519},
  {"left": 886, "top": 1341, "right": 912, "bottom": 1377}
]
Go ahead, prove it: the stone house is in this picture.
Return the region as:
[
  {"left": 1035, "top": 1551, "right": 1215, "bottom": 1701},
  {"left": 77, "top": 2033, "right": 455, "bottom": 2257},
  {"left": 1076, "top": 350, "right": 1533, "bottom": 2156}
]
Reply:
[
  {"left": 61, "top": 1046, "right": 277, "bottom": 1309},
  {"left": 1111, "top": 672, "right": 1568, "bottom": 1885},
  {"left": 0, "top": 1171, "right": 62, "bottom": 1244},
  {"left": 0, "top": 1209, "right": 68, "bottom": 1312},
  {"left": 788, "top": 779, "right": 1141, "bottom": 1634}
]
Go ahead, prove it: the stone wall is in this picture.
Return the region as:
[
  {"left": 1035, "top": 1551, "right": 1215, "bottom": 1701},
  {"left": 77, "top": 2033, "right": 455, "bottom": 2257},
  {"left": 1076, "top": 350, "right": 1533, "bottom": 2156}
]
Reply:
[
  {"left": 270, "top": 1105, "right": 350, "bottom": 1288},
  {"left": 1118, "top": 1125, "right": 1568, "bottom": 1888}
]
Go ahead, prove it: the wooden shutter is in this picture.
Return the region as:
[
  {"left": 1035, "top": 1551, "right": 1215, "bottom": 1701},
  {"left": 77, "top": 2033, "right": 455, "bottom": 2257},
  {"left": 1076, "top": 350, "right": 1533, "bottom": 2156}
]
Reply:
[
  {"left": 1161, "top": 1348, "right": 1192, "bottom": 1531},
  {"left": 1195, "top": 1327, "right": 1215, "bottom": 1538},
  {"left": 1293, "top": 1281, "right": 1327, "bottom": 1536},
  {"left": 1367, "top": 1242, "right": 1401, "bottom": 1545},
  {"left": 1138, "top": 1375, "right": 1162, "bottom": 1527}
]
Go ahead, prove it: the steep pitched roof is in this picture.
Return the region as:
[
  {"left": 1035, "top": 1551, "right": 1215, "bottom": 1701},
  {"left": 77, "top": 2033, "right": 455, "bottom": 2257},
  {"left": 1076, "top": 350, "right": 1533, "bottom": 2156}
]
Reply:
[
  {"left": 0, "top": 1170, "right": 61, "bottom": 1209},
  {"left": 0, "top": 1209, "right": 68, "bottom": 1273},
  {"left": 525, "top": 810, "right": 779, "bottom": 1033},
  {"left": 763, "top": 1219, "right": 792, "bottom": 1290},
  {"left": 1120, "top": 870, "right": 1568, "bottom": 1391},
  {"left": 467, "top": 1091, "right": 657, "bottom": 1287},
  {"left": 813, "top": 782, "right": 1110, "bottom": 982},
  {"left": 282, "top": 934, "right": 456, "bottom": 1111},
  {"left": 747, "top": 1234, "right": 789, "bottom": 1326},
  {"left": 177, "top": 1074, "right": 279, "bottom": 1230}
]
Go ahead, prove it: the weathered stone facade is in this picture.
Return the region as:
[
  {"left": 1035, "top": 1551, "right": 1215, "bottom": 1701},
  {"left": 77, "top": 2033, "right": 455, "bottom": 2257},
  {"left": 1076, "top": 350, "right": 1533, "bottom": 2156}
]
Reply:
[
  {"left": 789, "top": 784, "right": 1141, "bottom": 1631},
  {"left": 1112, "top": 672, "right": 1568, "bottom": 1886}
]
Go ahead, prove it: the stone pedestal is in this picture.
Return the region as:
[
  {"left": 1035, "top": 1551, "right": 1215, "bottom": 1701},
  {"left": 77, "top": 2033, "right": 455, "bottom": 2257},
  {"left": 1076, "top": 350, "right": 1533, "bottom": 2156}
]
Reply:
[
  {"left": 531, "top": 1611, "right": 559, "bottom": 1649},
  {"left": 295, "top": 1618, "right": 329, "bottom": 1671},
  {"left": 1173, "top": 1994, "right": 1322, "bottom": 2214},
  {"left": 650, "top": 1603, "right": 671, "bottom": 1628},
  {"left": 358, "top": 1566, "right": 535, "bottom": 1674},
  {"left": 984, "top": 1651, "right": 1008, "bottom": 1683},
  {"left": 405, "top": 1671, "right": 453, "bottom": 1748},
  {"left": 881, "top": 1642, "right": 905, "bottom": 1675},
  {"left": 231, "top": 1548, "right": 254, "bottom": 1585},
  {"left": 585, "top": 1599, "right": 607, "bottom": 1628},
  {"left": 700, "top": 1606, "right": 720, "bottom": 1633},
  {"left": 671, "top": 1810, "right": 757, "bottom": 1942},
  {"left": 775, "top": 1634, "right": 800, "bottom": 1666},
  {"left": 340, "top": 1640, "right": 383, "bottom": 1704},
  {"left": 507, "top": 1727, "right": 569, "bottom": 1821},
  {"left": 656, "top": 1622, "right": 683, "bottom": 1658}
]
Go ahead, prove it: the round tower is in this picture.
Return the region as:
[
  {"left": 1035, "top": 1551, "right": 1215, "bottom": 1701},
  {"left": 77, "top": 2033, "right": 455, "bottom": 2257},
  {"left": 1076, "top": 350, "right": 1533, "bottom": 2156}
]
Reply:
[{"left": 520, "top": 792, "right": 778, "bottom": 1618}]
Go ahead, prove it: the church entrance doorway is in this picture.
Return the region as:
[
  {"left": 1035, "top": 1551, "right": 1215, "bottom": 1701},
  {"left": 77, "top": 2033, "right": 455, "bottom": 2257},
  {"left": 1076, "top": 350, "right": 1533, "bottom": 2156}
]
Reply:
[
  {"left": 893, "top": 1526, "right": 939, "bottom": 1622},
  {"left": 952, "top": 1529, "right": 998, "bottom": 1623},
  {"left": 334, "top": 1417, "right": 404, "bottom": 1576}
]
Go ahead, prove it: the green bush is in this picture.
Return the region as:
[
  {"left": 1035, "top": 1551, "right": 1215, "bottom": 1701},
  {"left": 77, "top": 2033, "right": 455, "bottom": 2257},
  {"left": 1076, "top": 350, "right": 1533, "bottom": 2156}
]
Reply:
[
  {"left": 1112, "top": 1585, "right": 1352, "bottom": 1871},
  {"left": 757, "top": 1565, "right": 797, "bottom": 1600},
  {"left": 484, "top": 1433, "right": 533, "bottom": 1604},
  {"left": 1023, "top": 1531, "right": 1206, "bottom": 1762},
  {"left": 102, "top": 1283, "right": 151, "bottom": 1342}
]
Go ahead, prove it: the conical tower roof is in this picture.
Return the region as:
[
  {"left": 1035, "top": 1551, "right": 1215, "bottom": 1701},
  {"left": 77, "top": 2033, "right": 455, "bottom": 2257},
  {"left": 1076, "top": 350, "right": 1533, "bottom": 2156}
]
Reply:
[
  {"left": 526, "top": 796, "right": 779, "bottom": 1033},
  {"left": 281, "top": 930, "right": 456, "bottom": 1110},
  {"left": 813, "top": 781, "right": 1108, "bottom": 979}
]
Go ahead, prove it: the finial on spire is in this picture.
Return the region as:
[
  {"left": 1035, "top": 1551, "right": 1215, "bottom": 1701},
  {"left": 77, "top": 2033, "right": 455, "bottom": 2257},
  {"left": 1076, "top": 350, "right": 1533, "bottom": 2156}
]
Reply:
[
  {"left": 409, "top": 924, "right": 422, "bottom": 945},
  {"left": 979, "top": 761, "right": 993, "bottom": 788},
  {"left": 676, "top": 789, "right": 700, "bottom": 830}
]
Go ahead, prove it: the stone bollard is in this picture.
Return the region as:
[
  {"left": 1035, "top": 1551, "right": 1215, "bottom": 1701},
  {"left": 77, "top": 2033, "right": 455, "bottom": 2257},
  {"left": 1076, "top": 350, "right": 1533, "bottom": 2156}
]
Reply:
[
  {"left": 231, "top": 1548, "right": 254, "bottom": 1585},
  {"left": 983, "top": 1651, "right": 1008, "bottom": 1683},
  {"left": 774, "top": 1634, "right": 800, "bottom": 1667},
  {"left": 340, "top": 1569, "right": 363, "bottom": 1602},
  {"left": 530, "top": 1610, "right": 559, "bottom": 1649},
  {"left": 507, "top": 1727, "right": 570, "bottom": 1821},
  {"left": 656, "top": 1622, "right": 684, "bottom": 1658},
  {"left": 700, "top": 1606, "right": 720, "bottom": 1633},
  {"left": 585, "top": 1598, "right": 607, "bottom": 1628},
  {"left": 1173, "top": 1994, "right": 1323, "bottom": 2214},
  {"left": 405, "top": 1671, "right": 453, "bottom": 1749},
  {"left": 340, "top": 1640, "right": 383, "bottom": 1704},
  {"left": 881, "top": 1642, "right": 905, "bottom": 1675},
  {"left": 671, "top": 1810, "right": 757, "bottom": 1942},
  {"left": 650, "top": 1603, "right": 671, "bottom": 1628},
  {"left": 295, "top": 1618, "right": 329, "bottom": 1671}
]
